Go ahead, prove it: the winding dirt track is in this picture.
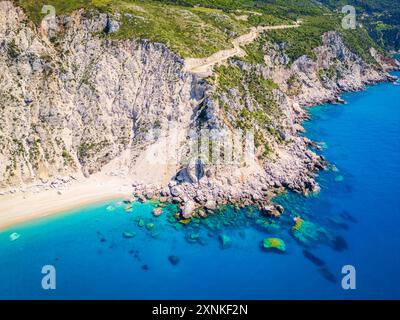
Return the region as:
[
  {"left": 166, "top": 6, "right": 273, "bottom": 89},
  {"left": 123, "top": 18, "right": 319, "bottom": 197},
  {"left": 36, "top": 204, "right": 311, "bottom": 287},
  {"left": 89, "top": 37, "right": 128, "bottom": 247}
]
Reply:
[{"left": 183, "top": 22, "right": 301, "bottom": 77}]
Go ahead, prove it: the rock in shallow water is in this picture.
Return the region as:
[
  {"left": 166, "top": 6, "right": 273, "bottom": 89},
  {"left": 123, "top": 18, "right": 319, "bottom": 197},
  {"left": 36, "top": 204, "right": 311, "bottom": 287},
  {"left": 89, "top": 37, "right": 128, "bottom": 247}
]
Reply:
[
  {"left": 146, "top": 223, "right": 155, "bottom": 230},
  {"left": 138, "top": 219, "right": 145, "bottom": 227},
  {"left": 219, "top": 234, "right": 232, "bottom": 249},
  {"left": 182, "top": 200, "right": 196, "bottom": 219},
  {"left": 9, "top": 232, "right": 20, "bottom": 241},
  {"left": 122, "top": 231, "right": 136, "bottom": 239},
  {"left": 168, "top": 255, "right": 180, "bottom": 265},
  {"left": 302, "top": 250, "right": 325, "bottom": 266},
  {"left": 141, "top": 264, "right": 149, "bottom": 271},
  {"left": 152, "top": 207, "right": 163, "bottom": 217},
  {"left": 262, "top": 237, "right": 286, "bottom": 252}
]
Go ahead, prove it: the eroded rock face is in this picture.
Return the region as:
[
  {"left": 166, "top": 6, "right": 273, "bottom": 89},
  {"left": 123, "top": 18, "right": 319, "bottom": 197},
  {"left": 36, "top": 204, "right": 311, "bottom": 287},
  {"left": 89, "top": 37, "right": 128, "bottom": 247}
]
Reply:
[{"left": 0, "top": 2, "right": 203, "bottom": 188}]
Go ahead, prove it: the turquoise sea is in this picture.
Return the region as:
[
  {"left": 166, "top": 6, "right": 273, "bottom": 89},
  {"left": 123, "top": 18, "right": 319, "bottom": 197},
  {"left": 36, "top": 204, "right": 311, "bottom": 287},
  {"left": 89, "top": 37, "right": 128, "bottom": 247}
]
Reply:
[{"left": 0, "top": 71, "right": 399, "bottom": 300}]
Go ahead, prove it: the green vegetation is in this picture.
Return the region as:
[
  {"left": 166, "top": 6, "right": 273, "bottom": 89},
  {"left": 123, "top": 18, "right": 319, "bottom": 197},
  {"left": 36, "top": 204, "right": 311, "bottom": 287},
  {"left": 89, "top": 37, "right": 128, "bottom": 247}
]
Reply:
[
  {"left": 6, "top": 39, "right": 21, "bottom": 59},
  {"left": 242, "top": 12, "right": 381, "bottom": 65},
  {"left": 266, "top": 15, "right": 337, "bottom": 62},
  {"left": 320, "top": 0, "right": 400, "bottom": 51},
  {"left": 29, "top": 139, "right": 41, "bottom": 166},
  {"left": 212, "top": 64, "right": 282, "bottom": 158},
  {"left": 15, "top": 0, "right": 290, "bottom": 58},
  {"left": 61, "top": 149, "right": 75, "bottom": 166},
  {"left": 78, "top": 140, "right": 109, "bottom": 160},
  {"left": 15, "top": 0, "right": 393, "bottom": 60}
]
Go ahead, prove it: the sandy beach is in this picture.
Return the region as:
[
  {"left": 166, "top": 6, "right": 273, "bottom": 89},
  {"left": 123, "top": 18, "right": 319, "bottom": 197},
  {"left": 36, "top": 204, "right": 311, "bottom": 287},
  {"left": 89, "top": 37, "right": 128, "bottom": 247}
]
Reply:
[{"left": 0, "top": 176, "right": 132, "bottom": 231}]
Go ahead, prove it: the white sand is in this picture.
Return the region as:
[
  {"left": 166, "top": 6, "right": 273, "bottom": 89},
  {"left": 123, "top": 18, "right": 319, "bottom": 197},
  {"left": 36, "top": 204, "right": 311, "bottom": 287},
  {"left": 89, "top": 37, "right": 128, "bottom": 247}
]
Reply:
[
  {"left": 0, "top": 128, "right": 186, "bottom": 231},
  {"left": 0, "top": 176, "right": 132, "bottom": 231}
]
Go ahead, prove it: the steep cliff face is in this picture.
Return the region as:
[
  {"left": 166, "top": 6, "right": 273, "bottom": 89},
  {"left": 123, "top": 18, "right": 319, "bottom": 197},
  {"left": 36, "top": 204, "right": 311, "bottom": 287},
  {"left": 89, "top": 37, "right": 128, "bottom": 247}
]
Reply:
[
  {"left": 176, "top": 28, "right": 397, "bottom": 206},
  {"left": 265, "top": 31, "right": 394, "bottom": 106},
  {"left": 0, "top": 1, "right": 204, "bottom": 188}
]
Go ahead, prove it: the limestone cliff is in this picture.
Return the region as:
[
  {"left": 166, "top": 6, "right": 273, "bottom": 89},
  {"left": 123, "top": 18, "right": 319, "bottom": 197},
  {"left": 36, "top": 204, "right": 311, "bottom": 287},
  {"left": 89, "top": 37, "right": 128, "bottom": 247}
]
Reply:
[{"left": 0, "top": 1, "right": 204, "bottom": 188}]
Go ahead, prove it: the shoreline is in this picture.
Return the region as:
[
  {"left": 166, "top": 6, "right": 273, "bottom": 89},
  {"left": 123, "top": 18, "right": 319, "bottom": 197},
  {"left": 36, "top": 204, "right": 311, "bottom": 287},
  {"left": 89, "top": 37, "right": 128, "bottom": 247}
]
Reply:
[
  {"left": 0, "top": 176, "right": 131, "bottom": 231},
  {"left": 1, "top": 76, "right": 398, "bottom": 232}
]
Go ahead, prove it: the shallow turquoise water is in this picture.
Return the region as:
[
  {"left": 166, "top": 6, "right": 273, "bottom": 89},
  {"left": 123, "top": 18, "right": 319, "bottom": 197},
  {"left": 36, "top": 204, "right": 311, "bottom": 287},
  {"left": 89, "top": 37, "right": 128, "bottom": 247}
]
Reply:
[{"left": 0, "top": 72, "right": 399, "bottom": 299}]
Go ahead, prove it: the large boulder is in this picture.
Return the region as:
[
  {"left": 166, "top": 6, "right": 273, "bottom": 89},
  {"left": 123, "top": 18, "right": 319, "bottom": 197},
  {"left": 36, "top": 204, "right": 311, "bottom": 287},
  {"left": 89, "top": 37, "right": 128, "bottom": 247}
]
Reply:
[
  {"left": 204, "top": 199, "right": 217, "bottom": 211},
  {"left": 182, "top": 200, "right": 196, "bottom": 219}
]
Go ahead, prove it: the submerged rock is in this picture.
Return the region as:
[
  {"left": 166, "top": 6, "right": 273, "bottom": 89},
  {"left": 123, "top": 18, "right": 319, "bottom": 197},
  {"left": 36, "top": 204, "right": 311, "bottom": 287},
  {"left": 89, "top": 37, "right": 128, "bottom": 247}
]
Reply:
[
  {"left": 331, "top": 235, "right": 348, "bottom": 251},
  {"left": 123, "top": 197, "right": 134, "bottom": 204},
  {"left": 146, "top": 222, "right": 155, "bottom": 230},
  {"left": 138, "top": 219, "right": 145, "bottom": 227},
  {"left": 123, "top": 231, "right": 136, "bottom": 239},
  {"left": 9, "top": 232, "right": 20, "bottom": 241},
  {"left": 262, "top": 204, "right": 284, "bottom": 218},
  {"left": 302, "top": 250, "right": 325, "bottom": 266},
  {"left": 262, "top": 237, "right": 286, "bottom": 252},
  {"left": 319, "top": 267, "right": 337, "bottom": 283},
  {"left": 340, "top": 211, "right": 358, "bottom": 223},
  {"left": 179, "top": 219, "right": 191, "bottom": 225},
  {"left": 334, "top": 175, "right": 344, "bottom": 182},
  {"left": 152, "top": 207, "right": 163, "bottom": 217},
  {"left": 141, "top": 264, "right": 149, "bottom": 271},
  {"left": 190, "top": 233, "right": 200, "bottom": 240},
  {"left": 219, "top": 234, "right": 232, "bottom": 249},
  {"left": 151, "top": 231, "right": 161, "bottom": 238},
  {"left": 291, "top": 216, "right": 333, "bottom": 247},
  {"left": 168, "top": 255, "right": 180, "bottom": 265}
]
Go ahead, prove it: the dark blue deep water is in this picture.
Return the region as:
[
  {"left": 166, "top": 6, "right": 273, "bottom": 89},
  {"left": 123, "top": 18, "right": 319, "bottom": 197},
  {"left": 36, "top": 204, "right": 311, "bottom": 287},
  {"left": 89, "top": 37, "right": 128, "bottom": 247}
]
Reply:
[{"left": 0, "top": 72, "right": 399, "bottom": 300}]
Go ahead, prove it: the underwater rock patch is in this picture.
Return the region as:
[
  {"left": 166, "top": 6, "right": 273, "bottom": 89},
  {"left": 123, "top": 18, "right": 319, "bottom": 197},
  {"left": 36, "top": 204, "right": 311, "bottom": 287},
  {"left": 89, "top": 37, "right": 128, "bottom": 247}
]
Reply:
[
  {"left": 340, "top": 211, "right": 358, "bottom": 223},
  {"left": 168, "top": 255, "right": 180, "bottom": 265},
  {"left": 152, "top": 207, "right": 163, "bottom": 217},
  {"left": 291, "top": 217, "right": 328, "bottom": 247},
  {"left": 146, "top": 222, "right": 155, "bottom": 230},
  {"left": 9, "top": 232, "right": 20, "bottom": 241},
  {"left": 262, "top": 204, "right": 284, "bottom": 218},
  {"left": 334, "top": 175, "right": 344, "bottom": 182},
  {"left": 123, "top": 231, "right": 136, "bottom": 239},
  {"left": 219, "top": 234, "right": 232, "bottom": 249},
  {"left": 262, "top": 237, "right": 286, "bottom": 252},
  {"left": 141, "top": 264, "right": 149, "bottom": 271},
  {"left": 331, "top": 235, "right": 348, "bottom": 251},
  {"left": 302, "top": 250, "right": 325, "bottom": 266},
  {"left": 318, "top": 267, "right": 337, "bottom": 283}
]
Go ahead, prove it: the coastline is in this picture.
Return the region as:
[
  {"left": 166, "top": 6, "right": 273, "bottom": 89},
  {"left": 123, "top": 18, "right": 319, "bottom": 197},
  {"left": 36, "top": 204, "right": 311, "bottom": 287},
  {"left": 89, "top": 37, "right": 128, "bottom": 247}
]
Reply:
[
  {"left": 1, "top": 75, "right": 398, "bottom": 232},
  {"left": 0, "top": 1, "right": 398, "bottom": 232},
  {"left": 0, "top": 176, "right": 131, "bottom": 231}
]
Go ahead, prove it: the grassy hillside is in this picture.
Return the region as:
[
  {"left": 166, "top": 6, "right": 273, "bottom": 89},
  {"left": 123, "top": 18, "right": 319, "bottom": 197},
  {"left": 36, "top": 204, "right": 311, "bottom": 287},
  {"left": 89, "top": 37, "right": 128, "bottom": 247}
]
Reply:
[
  {"left": 15, "top": 0, "right": 292, "bottom": 57},
  {"left": 14, "top": 0, "right": 396, "bottom": 59}
]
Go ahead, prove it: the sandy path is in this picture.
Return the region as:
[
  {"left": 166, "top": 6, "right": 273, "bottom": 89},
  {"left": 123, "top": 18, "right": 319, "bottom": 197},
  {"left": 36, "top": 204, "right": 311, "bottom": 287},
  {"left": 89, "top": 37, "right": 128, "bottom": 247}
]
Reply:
[{"left": 183, "top": 22, "right": 300, "bottom": 77}]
